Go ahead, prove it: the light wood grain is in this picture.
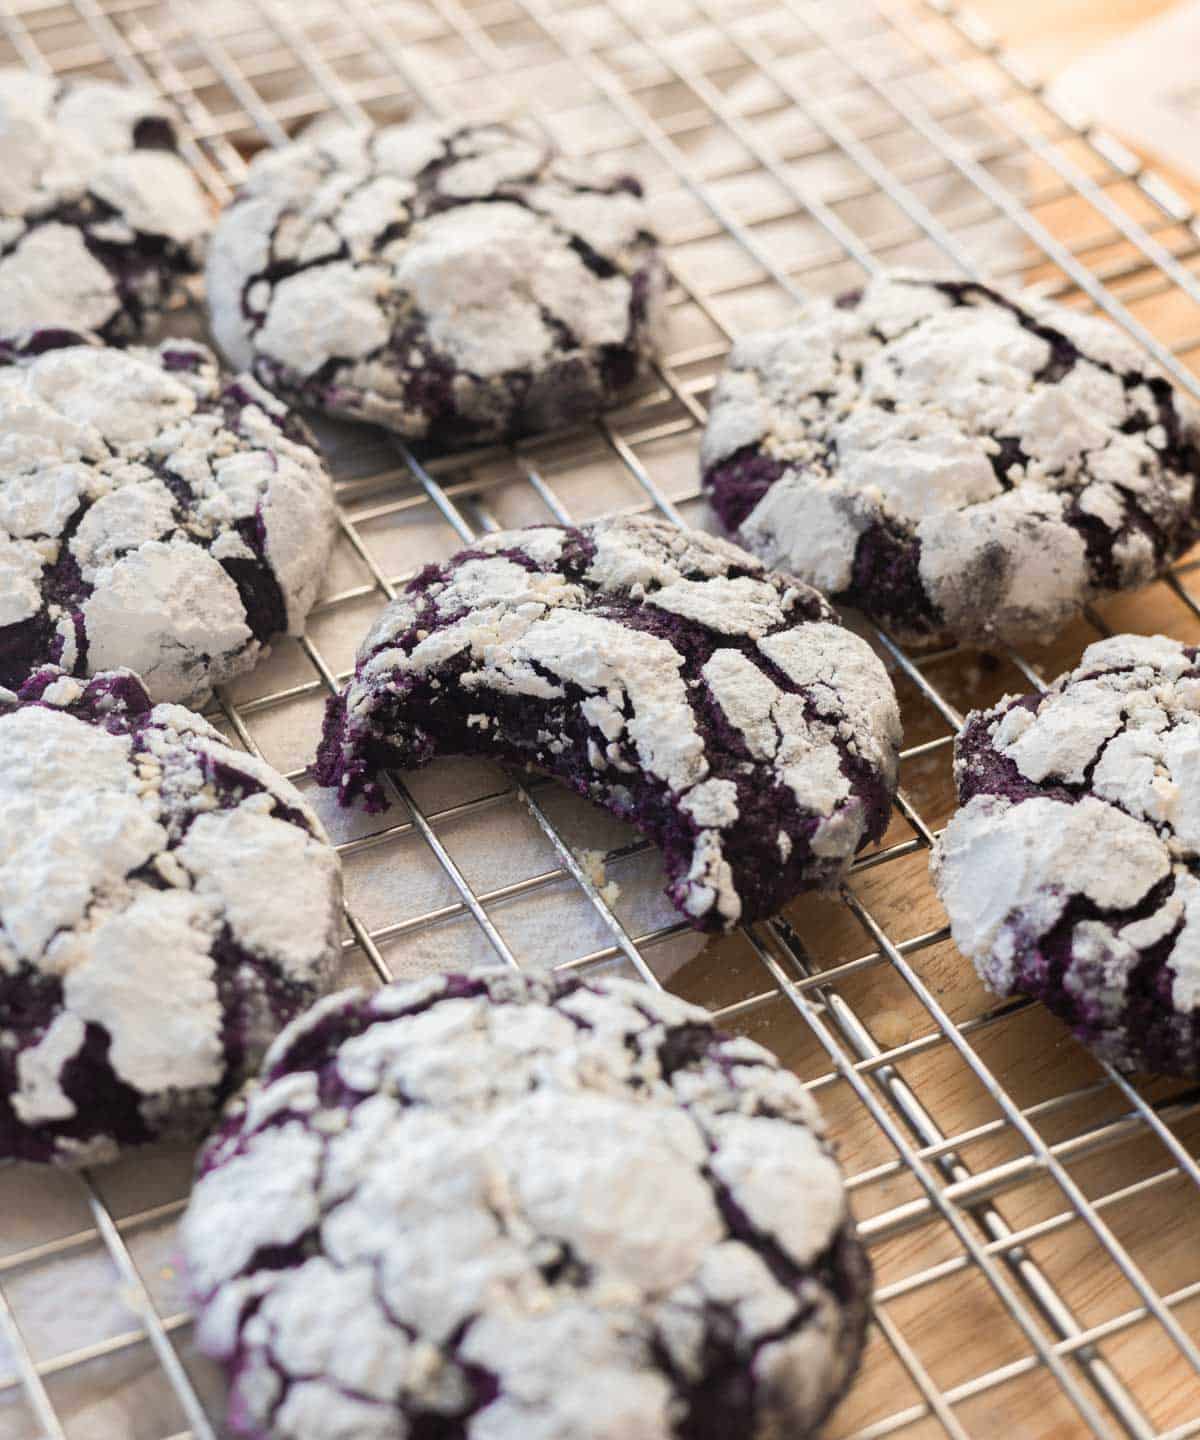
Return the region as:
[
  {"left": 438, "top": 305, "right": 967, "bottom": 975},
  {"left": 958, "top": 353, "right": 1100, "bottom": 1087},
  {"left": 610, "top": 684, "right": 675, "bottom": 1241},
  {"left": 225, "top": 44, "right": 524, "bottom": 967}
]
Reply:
[
  {"left": 973, "top": 0, "right": 1200, "bottom": 207},
  {"left": 970, "top": 0, "right": 1180, "bottom": 74},
  {"left": 672, "top": 4, "right": 1200, "bottom": 1437}
]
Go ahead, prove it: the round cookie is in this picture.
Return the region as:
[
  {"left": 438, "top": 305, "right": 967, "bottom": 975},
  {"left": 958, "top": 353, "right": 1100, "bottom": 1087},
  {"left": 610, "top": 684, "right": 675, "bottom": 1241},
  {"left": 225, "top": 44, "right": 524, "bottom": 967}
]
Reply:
[
  {"left": 205, "top": 119, "right": 665, "bottom": 448},
  {"left": 315, "top": 516, "right": 901, "bottom": 932},
  {"left": 933, "top": 633, "right": 1200, "bottom": 1076},
  {"left": 702, "top": 275, "right": 1200, "bottom": 647},
  {"left": 181, "top": 969, "right": 871, "bottom": 1440},
  {"left": 0, "top": 69, "right": 212, "bottom": 340},
  {"left": 0, "top": 329, "right": 336, "bottom": 704},
  {"left": 0, "top": 666, "right": 342, "bottom": 1166}
]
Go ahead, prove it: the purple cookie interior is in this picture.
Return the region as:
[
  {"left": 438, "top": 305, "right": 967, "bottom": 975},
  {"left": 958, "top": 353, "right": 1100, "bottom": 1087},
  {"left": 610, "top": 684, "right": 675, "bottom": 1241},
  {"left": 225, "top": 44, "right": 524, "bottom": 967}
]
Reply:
[{"left": 315, "top": 520, "right": 901, "bottom": 932}]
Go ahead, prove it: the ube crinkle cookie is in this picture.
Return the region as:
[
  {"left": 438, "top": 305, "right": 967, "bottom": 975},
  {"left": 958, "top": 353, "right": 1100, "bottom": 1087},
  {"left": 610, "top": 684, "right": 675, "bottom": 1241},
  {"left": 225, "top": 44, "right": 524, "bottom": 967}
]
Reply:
[
  {"left": 0, "top": 667, "right": 342, "bottom": 1165},
  {"left": 181, "top": 969, "right": 871, "bottom": 1440},
  {"left": 0, "top": 69, "right": 212, "bottom": 340},
  {"left": 0, "top": 328, "right": 336, "bottom": 704},
  {"left": 206, "top": 119, "right": 665, "bottom": 447},
  {"left": 933, "top": 633, "right": 1200, "bottom": 1076},
  {"left": 702, "top": 275, "right": 1200, "bottom": 647},
  {"left": 315, "top": 515, "right": 902, "bottom": 932}
]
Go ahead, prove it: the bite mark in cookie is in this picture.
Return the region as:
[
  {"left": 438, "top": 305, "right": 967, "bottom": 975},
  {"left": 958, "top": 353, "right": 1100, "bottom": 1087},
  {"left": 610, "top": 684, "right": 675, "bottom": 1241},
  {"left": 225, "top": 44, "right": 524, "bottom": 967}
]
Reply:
[
  {"left": 181, "top": 969, "right": 871, "bottom": 1440},
  {"left": 702, "top": 275, "right": 1200, "bottom": 647},
  {"left": 315, "top": 516, "right": 901, "bottom": 932},
  {"left": 206, "top": 120, "right": 665, "bottom": 447},
  {"left": 0, "top": 69, "right": 212, "bottom": 340},
  {"left": 0, "top": 329, "right": 335, "bottom": 703},
  {"left": 933, "top": 633, "right": 1200, "bottom": 1076},
  {"left": 0, "top": 667, "right": 342, "bottom": 1165}
]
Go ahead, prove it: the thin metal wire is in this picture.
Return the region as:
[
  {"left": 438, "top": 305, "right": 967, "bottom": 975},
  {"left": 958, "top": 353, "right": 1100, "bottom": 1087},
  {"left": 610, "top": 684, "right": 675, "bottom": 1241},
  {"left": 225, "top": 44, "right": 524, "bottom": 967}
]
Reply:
[
  {"left": 2, "top": 2, "right": 1200, "bottom": 1438},
  {"left": 740, "top": 924, "right": 1122, "bottom": 1437},
  {"left": 0, "top": 1288, "right": 65, "bottom": 1440},
  {"left": 81, "top": 1178, "right": 217, "bottom": 1440},
  {"left": 792, "top": 0, "right": 1200, "bottom": 396}
]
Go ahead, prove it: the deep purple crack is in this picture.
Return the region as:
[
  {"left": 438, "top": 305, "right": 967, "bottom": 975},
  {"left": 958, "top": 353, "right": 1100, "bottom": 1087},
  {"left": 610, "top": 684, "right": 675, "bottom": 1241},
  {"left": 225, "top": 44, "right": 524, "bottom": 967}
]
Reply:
[
  {"left": 996, "top": 879, "right": 1195, "bottom": 1075},
  {"left": 6, "top": 194, "right": 196, "bottom": 348},
  {"left": 704, "top": 448, "right": 788, "bottom": 534},
  {"left": 847, "top": 522, "right": 940, "bottom": 639}
]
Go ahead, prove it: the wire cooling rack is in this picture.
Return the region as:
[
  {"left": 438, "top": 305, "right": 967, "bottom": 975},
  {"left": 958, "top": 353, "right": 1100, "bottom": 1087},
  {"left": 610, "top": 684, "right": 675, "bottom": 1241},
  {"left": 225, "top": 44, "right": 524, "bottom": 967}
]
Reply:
[{"left": 3, "top": 1, "right": 1200, "bottom": 1437}]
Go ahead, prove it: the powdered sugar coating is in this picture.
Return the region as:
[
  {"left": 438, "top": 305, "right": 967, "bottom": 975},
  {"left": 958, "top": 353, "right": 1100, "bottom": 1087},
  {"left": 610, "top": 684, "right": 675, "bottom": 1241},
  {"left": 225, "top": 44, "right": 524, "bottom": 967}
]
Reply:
[
  {"left": 0, "top": 667, "right": 342, "bottom": 1164},
  {"left": 0, "top": 69, "right": 212, "bottom": 340},
  {"left": 182, "top": 969, "right": 870, "bottom": 1440},
  {"left": 206, "top": 120, "right": 665, "bottom": 447},
  {"left": 315, "top": 516, "right": 901, "bottom": 932},
  {"left": 0, "top": 329, "right": 336, "bottom": 703},
  {"left": 933, "top": 633, "right": 1200, "bottom": 1075},
  {"left": 702, "top": 276, "right": 1200, "bottom": 647}
]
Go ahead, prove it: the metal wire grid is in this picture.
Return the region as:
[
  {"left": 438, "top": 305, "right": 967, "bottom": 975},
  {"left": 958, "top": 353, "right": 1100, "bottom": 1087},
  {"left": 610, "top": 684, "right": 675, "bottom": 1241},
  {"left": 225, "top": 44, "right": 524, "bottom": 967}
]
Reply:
[{"left": 0, "top": 0, "right": 1199, "bottom": 1436}]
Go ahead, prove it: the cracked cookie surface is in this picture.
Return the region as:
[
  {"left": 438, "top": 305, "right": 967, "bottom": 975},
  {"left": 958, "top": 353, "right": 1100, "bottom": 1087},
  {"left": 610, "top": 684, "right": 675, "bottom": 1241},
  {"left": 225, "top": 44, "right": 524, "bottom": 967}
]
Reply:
[
  {"left": 934, "top": 633, "right": 1200, "bottom": 1076},
  {"left": 206, "top": 119, "right": 665, "bottom": 448},
  {"left": 314, "top": 516, "right": 901, "bottom": 932},
  {"left": 702, "top": 275, "right": 1200, "bottom": 647},
  {"left": 0, "top": 68, "right": 212, "bottom": 340},
  {"left": 0, "top": 329, "right": 336, "bottom": 704},
  {"left": 182, "top": 969, "right": 871, "bottom": 1440},
  {"left": 0, "top": 666, "right": 342, "bottom": 1165}
]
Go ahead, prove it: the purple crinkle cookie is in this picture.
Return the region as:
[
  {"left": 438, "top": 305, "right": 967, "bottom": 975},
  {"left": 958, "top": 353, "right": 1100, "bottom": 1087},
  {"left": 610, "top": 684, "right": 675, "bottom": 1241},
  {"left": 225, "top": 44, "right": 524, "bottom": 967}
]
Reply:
[
  {"left": 702, "top": 274, "right": 1200, "bottom": 648},
  {"left": 205, "top": 119, "right": 665, "bottom": 448},
  {"left": 181, "top": 969, "right": 871, "bottom": 1440},
  {"left": 0, "top": 328, "right": 336, "bottom": 704},
  {"left": 0, "top": 68, "right": 212, "bottom": 341},
  {"left": 0, "top": 666, "right": 342, "bottom": 1166},
  {"left": 315, "top": 515, "right": 902, "bottom": 932},
  {"left": 933, "top": 633, "right": 1200, "bottom": 1077}
]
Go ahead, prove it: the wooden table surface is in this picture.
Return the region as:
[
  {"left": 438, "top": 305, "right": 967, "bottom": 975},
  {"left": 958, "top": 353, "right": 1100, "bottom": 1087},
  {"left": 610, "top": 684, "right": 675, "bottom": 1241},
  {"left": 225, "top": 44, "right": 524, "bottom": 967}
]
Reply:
[
  {"left": 972, "top": 0, "right": 1179, "bottom": 73},
  {"left": 973, "top": 0, "right": 1199, "bottom": 205}
]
